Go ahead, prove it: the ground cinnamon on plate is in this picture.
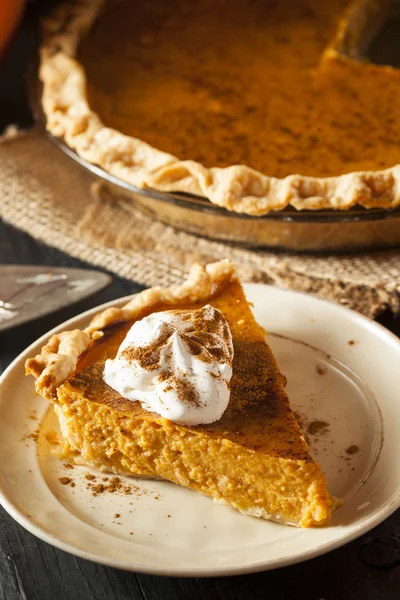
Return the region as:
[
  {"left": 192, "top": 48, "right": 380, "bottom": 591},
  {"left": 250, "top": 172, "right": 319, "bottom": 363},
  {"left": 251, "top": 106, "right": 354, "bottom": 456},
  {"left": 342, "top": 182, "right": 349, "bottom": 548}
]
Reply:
[{"left": 307, "top": 420, "right": 329, "bottom": 435}]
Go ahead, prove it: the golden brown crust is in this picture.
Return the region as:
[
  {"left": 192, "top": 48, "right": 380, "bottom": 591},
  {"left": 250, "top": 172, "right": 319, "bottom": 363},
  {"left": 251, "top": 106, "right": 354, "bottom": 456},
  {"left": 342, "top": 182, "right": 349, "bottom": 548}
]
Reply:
[
  {"left": 26, "top": 330, "right": 91, "bottom": 399},
  {"left": 39, "top": 0, "right": 400, "bottom": 215},
  {"left": 25, "top": 259, "right": 236, "bottom": 396}
]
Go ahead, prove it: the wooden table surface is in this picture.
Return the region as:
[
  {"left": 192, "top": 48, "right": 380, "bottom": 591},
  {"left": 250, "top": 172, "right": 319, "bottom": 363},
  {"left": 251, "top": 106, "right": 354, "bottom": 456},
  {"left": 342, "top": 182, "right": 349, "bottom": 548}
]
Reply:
[{"left": 1, "top": 4, "right": 400, "bottom": 599}]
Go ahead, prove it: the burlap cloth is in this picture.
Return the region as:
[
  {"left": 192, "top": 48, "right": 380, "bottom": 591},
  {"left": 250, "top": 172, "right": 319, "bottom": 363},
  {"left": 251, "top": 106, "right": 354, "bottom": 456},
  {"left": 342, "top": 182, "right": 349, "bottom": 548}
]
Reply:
[{"left": 1, "top": 127, "right": 400, "bottom": 318}]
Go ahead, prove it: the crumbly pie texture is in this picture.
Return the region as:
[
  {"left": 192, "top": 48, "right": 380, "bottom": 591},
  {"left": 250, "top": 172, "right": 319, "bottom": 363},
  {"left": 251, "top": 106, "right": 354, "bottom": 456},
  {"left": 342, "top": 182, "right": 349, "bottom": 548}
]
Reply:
[
  {"left": 25, "top": 259, "right": 236, "bottom": 399},
  {"left": 39, "top": 0, "right": 400, "bottom": 215}
]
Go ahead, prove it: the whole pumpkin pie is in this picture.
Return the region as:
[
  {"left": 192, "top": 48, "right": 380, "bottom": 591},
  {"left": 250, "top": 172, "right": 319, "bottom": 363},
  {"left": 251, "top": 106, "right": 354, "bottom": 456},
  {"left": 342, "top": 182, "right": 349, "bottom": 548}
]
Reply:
[
  {"left": 40, "top": 0, "right": 400, "bottom": 214},
  {"left": 26, "top": 260, "right": 336, "bottom": 527}
]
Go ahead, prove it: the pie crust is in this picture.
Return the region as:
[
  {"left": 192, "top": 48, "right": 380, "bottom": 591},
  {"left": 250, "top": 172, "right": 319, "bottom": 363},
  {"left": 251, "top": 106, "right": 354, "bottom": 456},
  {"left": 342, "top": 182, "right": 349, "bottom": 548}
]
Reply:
[
  {"left": 39, "top": 0, "right": 400, "bottom": 215},
  {"left": 26, "top": 259, "right": 236, "bottom": 397}
]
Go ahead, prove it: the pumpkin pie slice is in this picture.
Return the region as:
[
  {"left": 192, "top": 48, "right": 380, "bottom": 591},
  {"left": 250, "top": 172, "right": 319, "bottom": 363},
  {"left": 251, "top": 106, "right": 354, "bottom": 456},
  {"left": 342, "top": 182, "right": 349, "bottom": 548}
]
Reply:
[{"left": 26, "top": 260, "right": 336, "bottom": 527}]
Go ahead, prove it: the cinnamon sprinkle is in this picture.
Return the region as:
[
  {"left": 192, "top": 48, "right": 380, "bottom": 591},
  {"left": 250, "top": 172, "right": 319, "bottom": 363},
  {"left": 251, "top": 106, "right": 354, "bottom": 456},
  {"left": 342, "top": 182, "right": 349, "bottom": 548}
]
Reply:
[
  {"left": 316, "top": 364, "right": 327, "bottom": 376},
  {"left": 120, "top": 305, "right": 232, "bottom": 410},
  {"left": 92, "top": 484, "right": 106, "bottom": 496},
  {"left": 59, "top": 476, "right": 75, "bottom": 487},
  {"left": 346, "top": 444, "right": 359, "bottom": 455},
  {"left": 121, "top": 306, "right": 231, "bottom": 368},
  {"left": 121, "top": 322, "right": 173, "bottom": 370},
  {"left": 21, "top": 429, "right": 39, "bottom": 442},
  {"left": 170, "top": 371, "right": 201, "bottom": 408},
  {"left": 307, "top": 420, "right": 329, "bottom": 436},
  {"left": 108, "top": 476, "right": 123, "bottom": 492}
]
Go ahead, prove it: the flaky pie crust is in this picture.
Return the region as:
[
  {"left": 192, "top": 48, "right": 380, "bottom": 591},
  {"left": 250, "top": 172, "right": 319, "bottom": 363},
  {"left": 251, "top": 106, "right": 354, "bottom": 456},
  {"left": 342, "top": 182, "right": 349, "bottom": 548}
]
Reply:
[
  {"left": 39, "top": 0, "right": 400, "bottom": 215},
  {"left": 25, "top": 259, "right": 236, "bottom": 398}
]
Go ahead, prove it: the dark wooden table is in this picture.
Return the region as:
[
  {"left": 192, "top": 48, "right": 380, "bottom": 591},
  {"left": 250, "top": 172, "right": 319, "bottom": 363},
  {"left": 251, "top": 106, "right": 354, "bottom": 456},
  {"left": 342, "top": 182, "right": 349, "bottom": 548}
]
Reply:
[{"left": 1, "top": 5, "right": 400, "bottom": 599}]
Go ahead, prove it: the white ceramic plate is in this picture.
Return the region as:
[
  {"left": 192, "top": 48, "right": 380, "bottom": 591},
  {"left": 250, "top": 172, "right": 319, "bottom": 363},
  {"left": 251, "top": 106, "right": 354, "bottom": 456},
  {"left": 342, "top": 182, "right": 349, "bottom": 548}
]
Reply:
[{"left": 1, "top": 285, "right": 400, "bottom": 577}]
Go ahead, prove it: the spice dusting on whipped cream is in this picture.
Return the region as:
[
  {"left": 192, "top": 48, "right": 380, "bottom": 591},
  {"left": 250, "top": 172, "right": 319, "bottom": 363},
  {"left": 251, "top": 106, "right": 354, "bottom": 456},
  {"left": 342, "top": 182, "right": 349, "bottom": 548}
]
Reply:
[{"left": 103, "top": 305, "right": 234, "bottom": 425}]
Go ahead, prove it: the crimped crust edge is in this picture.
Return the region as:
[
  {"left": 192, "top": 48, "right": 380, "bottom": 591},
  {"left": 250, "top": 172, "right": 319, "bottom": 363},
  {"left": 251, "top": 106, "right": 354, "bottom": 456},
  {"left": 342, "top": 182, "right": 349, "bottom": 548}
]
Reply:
[
  {"left": 39, "top": 0, "right": 400, "bottom": 216},
  {"left": 25, "top": 259, "right": 236, "bottom": 397}
]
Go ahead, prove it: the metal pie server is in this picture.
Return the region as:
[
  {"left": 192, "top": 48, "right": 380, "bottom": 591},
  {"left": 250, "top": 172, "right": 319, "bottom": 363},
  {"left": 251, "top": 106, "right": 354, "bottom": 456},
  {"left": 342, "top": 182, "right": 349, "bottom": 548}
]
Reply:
[{"left": 0, "top": 265, "right": 111, "bottom": 332}]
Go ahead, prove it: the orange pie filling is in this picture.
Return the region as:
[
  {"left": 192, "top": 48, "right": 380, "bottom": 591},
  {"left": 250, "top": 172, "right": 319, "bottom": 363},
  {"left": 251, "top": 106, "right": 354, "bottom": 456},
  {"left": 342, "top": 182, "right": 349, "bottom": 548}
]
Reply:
[{"left": 78, "top": 0, "right": 400, "bottom": 179}]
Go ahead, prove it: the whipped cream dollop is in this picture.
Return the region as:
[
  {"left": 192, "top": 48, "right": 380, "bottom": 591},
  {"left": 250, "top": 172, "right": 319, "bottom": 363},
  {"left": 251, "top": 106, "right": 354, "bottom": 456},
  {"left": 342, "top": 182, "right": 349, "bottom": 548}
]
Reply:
[{"left": 103, "top": 305, "right": 234, "bottom": 425}]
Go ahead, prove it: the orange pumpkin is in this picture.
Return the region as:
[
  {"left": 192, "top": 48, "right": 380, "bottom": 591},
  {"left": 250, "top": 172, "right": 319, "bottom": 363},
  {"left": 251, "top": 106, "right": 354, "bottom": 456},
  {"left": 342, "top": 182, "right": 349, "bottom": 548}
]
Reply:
[{"left": 0, "top": 0, "right": 25, "bottom": 57}]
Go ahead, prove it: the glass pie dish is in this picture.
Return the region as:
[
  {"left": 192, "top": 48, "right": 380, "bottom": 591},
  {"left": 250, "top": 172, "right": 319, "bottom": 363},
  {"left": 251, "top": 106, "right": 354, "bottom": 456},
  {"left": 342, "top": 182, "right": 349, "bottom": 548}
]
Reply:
[{"left": 30, "top": 66, "right": 400, "bottom": 253}]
